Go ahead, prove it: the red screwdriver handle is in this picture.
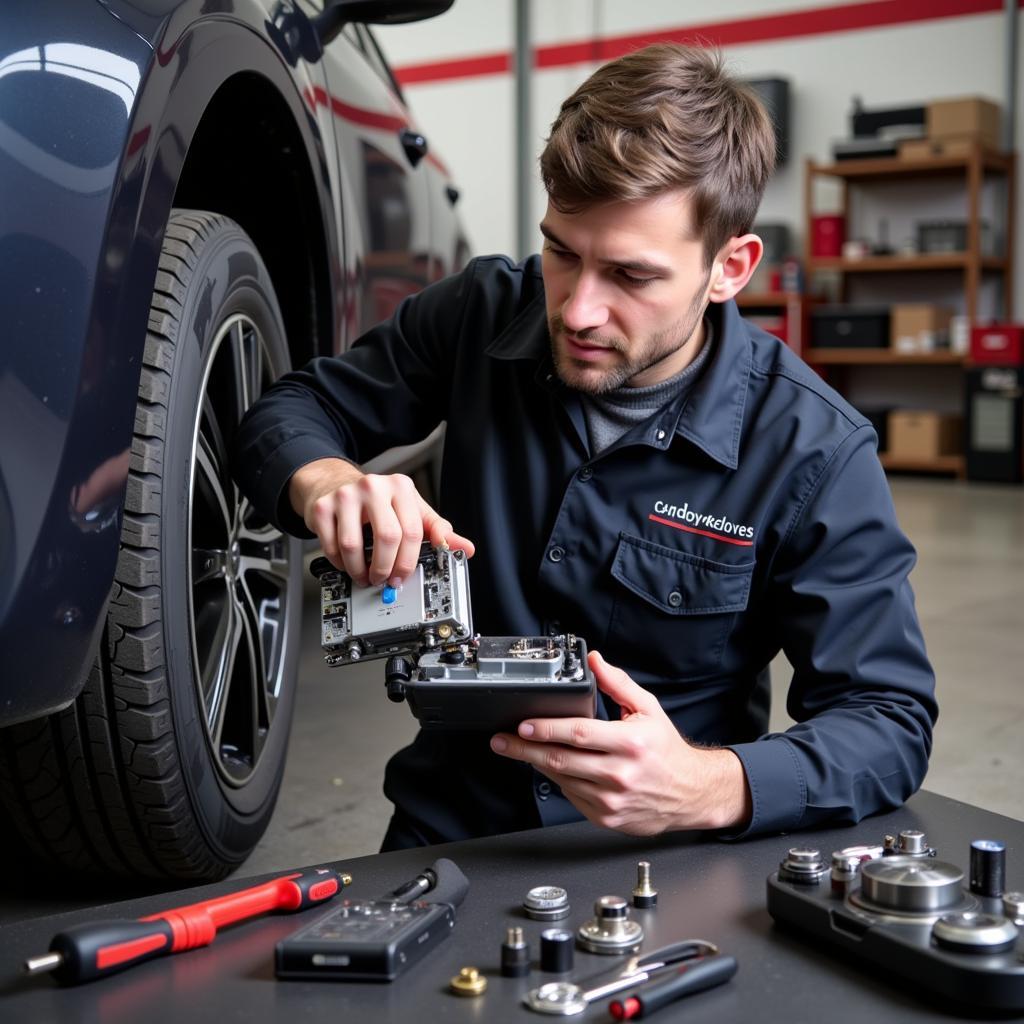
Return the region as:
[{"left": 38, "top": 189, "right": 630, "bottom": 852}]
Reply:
[{"left": 47, "top": 867, "right": 347, "bottom": 984}]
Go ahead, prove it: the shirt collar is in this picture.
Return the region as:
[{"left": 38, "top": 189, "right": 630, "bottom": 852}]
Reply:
[
  {"left": 669, "top": 299, "right": 750, "bottom": 470},
  {"left": 485, "top": 290, "right": 750, "bottom": 470}
]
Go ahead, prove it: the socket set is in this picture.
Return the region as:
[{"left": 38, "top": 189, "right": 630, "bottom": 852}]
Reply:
[{"left": 767, "top": 829, "right": 1024, "bottom": 1010}]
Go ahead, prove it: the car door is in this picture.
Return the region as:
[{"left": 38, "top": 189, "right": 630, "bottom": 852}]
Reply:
[{"left": 303, "top": 11, "right": 433, "bottom": 344}]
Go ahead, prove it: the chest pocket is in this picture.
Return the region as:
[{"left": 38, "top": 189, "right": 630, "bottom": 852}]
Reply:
[{"left": 608, "top": 532, "right": 754, "bottom": 681}]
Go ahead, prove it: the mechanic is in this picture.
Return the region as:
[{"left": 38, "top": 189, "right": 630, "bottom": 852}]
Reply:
[{"left": 233, "top": 43, "right": 937, "bottom": 851}]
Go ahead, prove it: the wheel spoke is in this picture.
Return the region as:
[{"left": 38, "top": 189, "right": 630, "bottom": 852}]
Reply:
[
  {"left": 195, "top": 432, "right": 234, "bottom": 536},
  {"left": 200, "top": 390, "right": 235, "bottom": 506},
  {"left": 235, "top": 584, "right": 272, "bottom": 760},
  {"left": 230, "top": 318, "right": 264, "bottom": 423},
  {"left": 199, "top": 588, "right": 239, "bottom": 748}
]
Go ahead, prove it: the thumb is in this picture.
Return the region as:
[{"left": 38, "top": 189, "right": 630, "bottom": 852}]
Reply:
[
  {"left": 418, "top": 499, "right": 477, "bottom": 557},
  {"left": 588, "top": 650, "right": 659, "bottom": 716}
]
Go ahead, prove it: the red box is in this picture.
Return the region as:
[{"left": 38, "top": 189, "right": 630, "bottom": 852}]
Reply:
[
  {"left": 811, "top": 215, "right": 845, "bottom": 258},
  {"left": 970, "top": 323, "right": 1024, "bottom": 365}
]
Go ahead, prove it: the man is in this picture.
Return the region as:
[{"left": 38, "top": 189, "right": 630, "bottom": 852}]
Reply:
[{"left": 233, "top": 44, "right": 937, "bottom": 850}]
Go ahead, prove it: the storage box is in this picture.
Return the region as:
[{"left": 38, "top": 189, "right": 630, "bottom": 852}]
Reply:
[
  {"left": 926, "top": 97, "right": 1001, "bottom": 149},
  {"left": 899, "top": 136, "right": 978, "bottom": 161},
  {"left": 811, "top": 214, "right": 844, "bottom": 258},
  {"left": 970, "top": 323, "right": 1024, "bottom": 365},
  {"left": 810, "top": 306, "right": 890, "bottom": 348},
  {"left": 888, "top": 411, "right": 963, "bottom": 458},
  {"left": 890, "top": 305, "right": 954, "bottom": 352}
]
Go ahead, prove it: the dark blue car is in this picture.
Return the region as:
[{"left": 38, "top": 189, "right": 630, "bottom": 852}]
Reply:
[{"left": 0, "top": 0, "right": 466, "bottom": 880}]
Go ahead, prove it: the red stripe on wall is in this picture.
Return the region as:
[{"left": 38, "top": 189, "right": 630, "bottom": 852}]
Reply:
[{"left": 393, "top": 0, "right": 1014, "bottom": 86}]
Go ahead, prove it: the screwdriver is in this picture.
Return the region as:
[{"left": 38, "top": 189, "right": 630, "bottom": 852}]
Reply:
[{"left": 25, "top": 866, "right": 351, "bottom": 985}]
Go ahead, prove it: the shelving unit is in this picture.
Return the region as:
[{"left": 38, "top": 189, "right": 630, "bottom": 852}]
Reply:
[
  {"left": 803, "top": 144, "right": 1016, "bottom": 476},
  {"left": 735, "top": 291, "right": 807, "bottom": 357}
]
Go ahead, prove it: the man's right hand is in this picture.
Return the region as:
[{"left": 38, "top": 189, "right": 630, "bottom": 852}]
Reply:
[{"left": 288, "top": 458, "right": 475, "bottom": 588}]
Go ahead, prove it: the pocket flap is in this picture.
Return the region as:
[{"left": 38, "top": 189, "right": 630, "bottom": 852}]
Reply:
[{"left": 611, "top": 532, "right": 754, "bottom": 615}]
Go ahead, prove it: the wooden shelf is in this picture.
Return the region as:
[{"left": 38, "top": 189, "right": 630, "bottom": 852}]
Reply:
[
  {"left": 810, "top": 150, "right": 1013, "bottom": 180},
  {"left": 808, "top": 255, "right": 1007, "bottom": 273},
  {"left": 879, "top": 453, "right": 965, "bottom": 476},
  {"left": 805, "top": 349, "right": 965, "bottom": 365},
  {"left": 736, "top": 292, "right": 797, "bottom": 307}
]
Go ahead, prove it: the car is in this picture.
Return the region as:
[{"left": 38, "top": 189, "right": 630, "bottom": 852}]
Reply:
[{"left": 0, "top": 0, "right": 467, "bottom": 882}]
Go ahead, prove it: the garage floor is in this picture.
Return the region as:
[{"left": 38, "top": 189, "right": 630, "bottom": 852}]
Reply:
[{"left": 2, "top": 477, "right": 1021, "bottom": 925}]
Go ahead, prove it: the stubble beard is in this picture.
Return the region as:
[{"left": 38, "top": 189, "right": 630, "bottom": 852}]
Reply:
[{"left": 549, "top": 275, "right": 711, "bottom": 396}]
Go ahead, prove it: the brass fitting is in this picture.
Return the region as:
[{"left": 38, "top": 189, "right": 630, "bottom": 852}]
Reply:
[{"left": 450, "top": 966, "right": 487, "bottom": 996}]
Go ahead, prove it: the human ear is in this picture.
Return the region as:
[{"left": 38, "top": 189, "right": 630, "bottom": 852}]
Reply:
[{"left": 707, "top": 234, "right": 764, "bottom": 302}]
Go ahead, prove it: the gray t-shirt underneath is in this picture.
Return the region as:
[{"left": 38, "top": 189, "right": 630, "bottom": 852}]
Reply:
[{"left": 581, "top": 321, "right": 713, "bottom": 456}]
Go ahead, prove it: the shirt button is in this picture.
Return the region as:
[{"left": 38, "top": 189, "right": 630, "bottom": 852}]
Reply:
[
  {"left": 548, "top": 546, "right": 565, "bottom": 563},
  {"left": 578, "top": 466, "right": 593, "bottom": 481},
  {"left": 656, "top": 429, "right": 667, "bottom": 441},
  {"left": 537, "top": 781, "right": 552, "bottom": 798},
  {"left": 668, "top": 590, "right": 683, "bottom": 608}
]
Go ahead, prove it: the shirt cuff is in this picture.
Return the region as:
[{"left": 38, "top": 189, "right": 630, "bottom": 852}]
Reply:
[
  {"left": 255, "top": 435, "right": 352, "bottom": 539},
  {"left": 721, "top": 737, "right": 806, "bottom": 839}
]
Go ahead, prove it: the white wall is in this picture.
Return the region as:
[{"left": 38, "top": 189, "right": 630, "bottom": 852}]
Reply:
[{"left": 377, "top": 1, "right": 1023, "bottom": 315}]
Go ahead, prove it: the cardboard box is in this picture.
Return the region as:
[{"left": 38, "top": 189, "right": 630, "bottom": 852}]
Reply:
[
  {"left": 899, "top": 137, "right": 978, "bottom": 161},
  {"left": 890, "top": 305, "right": 954, "bottom": 352},
  {"left": 926, "top": 97, "right": 1001, "bottom": 149},
  {"left": 899, "top": 138, "right": 938, "bottom": 161},
  {"left": 888, "top": 411, "right": 963, "bottom": 458}
]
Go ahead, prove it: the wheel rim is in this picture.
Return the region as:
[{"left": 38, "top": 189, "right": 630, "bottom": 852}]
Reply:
[{"left": 187, "top": 313, "right": 292, "bottom": 787}]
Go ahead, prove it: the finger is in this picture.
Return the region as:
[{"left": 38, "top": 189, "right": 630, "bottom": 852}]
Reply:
[
  {"left": 516, "top": 716, "right": 634, "bottom": 755},
  {"left": 310, "top": 493, "right": 365, "bottom": 582},
  {"left": 419, "top": 498, "right": 476, "bottom": 557},
  {"left": 388, "top": 478, "right": 425, "bottom": 585},
  {"left": 361, "top": 479, "right": 406, "bottom": 586},
  {"left": 489, "top": 734, "right": 608, "bottom": 783},
  {"left": 333, "top": 489, "right": 370, "bottom": 584},
  {"left": 588, "top": 650, "right": 660, "bottom": 716}
]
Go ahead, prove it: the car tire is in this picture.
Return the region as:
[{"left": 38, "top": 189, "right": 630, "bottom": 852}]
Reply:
[{"left": 0, "top": 210, "right": 301, "bottom": 881}]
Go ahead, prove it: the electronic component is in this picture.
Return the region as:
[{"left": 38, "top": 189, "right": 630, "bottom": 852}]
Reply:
[
  {"left": 540, "top": 929, "right": 574, "bottom": 973},
  {"left": 313, "top": 545, "right": 597, "bottom": 731},
  {"left": 275, "top": 858, "right": 468, "bottom": 982},
  {"left": 767, "top": 830, "right": 1024, "bottom": 1010},
  {"left": 312, "top": 546, "right": 473, "bottom": 666},
  {"left": 632, "top": 861, "right": 657, "bottom": 909},
  {"left": 577, "top": 896, "right": 644, "bottom": 955},
  {"left": 970, "top": 839, "right": 1006, "bottom": 897},
  {"left": 523, "top": 885, "right": 570, "bottom": 922},
  {"left": 501, "top": 926, "right": 530, "bottom": 977}
]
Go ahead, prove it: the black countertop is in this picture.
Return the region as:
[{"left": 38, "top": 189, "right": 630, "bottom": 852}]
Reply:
[{"left": 3, "top": 790, "right": 1022, "bottom": 1022}]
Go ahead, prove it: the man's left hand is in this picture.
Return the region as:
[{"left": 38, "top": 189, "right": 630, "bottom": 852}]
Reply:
[{"left": 489, "top": 650, "right": 752, "bottom": 836}]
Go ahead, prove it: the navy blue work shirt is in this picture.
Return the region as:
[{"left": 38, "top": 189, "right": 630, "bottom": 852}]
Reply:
[{"left": 233, "top": 254, "right": 937, "bottom": 847}]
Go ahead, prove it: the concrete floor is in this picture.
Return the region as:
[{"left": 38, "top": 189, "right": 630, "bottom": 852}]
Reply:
[{"left": 238, "top": 476, "right": 1024, "bottom": 879}]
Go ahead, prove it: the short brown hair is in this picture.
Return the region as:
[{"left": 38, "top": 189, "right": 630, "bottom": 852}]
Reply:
[{"left": 540, "top": 44, "right": 776, "bottom": 267}]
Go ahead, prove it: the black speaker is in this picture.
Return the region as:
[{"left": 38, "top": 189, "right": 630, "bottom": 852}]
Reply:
[
  {"left": 745, "top": 77, "right": 790, "bottom": 166},
  {"left": 966, "top": 367, "right": 1024, "bottom": 483}
]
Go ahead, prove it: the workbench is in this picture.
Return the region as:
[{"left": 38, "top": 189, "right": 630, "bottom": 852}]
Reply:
[{"left": 3, "top": 789, "right": 1022, "bottom": 1021}]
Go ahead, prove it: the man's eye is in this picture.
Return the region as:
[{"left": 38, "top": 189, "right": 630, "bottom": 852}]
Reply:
[{"left": 620, "top": 271, "right": 656, "bottom": 288}]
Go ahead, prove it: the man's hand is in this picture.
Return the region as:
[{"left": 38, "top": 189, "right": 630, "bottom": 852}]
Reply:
[
  {"left": 288, "top": 457, "right": 475, "bottom": 587},
  {"left": 489, "top": 650, "right": 752, "bottom": 835}
]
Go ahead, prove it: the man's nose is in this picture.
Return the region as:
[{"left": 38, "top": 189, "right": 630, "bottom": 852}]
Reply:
[{"left": 561, "top": 273, "right": 609, "bottom": 333}]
